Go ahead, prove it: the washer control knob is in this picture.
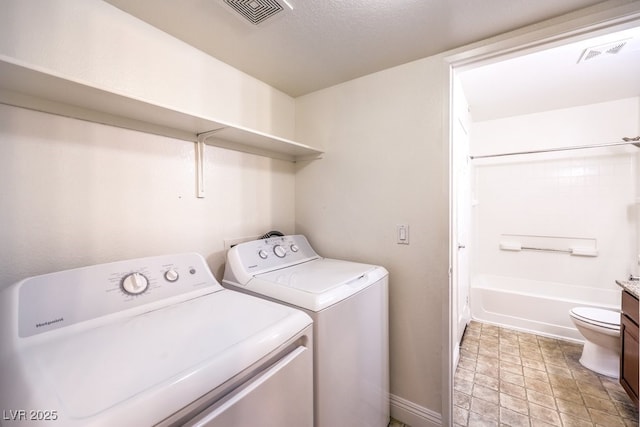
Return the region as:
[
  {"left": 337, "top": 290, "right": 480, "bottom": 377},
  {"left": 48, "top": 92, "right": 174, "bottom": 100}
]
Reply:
[
  {"left": 273, "top": 245, "right": 286, "bottom": 258},
  {"left": 164, "top": 269, "right": 179, "bottom": 282},
  {"left": 290, "top": 244, "right": 299, "bottom": 253},
  {"left": 121, "top": 272, "right": 149, "bottom": 295},
  {"left": 258, "top": 250, "right": 269, "bottom": 259}
]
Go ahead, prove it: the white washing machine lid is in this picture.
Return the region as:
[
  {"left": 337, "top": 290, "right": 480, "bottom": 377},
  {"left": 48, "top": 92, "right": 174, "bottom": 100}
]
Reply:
[
  {"left": 570, "top": 307, "right": 620, "bottom": 329},
  {"left": 246, "top": 258, "right": 388, "bottom": 312},
  {"left": 2, "top": 289, "right": 311, "bottom": 426}
]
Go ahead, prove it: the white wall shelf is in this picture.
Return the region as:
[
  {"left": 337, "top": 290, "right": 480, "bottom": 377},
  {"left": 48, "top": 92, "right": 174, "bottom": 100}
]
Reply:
[{"left": 0, "top": 57, "right": 323, "bottom": 162}]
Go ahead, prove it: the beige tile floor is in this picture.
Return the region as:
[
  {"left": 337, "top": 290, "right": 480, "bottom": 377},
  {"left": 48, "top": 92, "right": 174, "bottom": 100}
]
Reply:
[{"left": 454, "top": 321, "right": 639, "bottom": 426}]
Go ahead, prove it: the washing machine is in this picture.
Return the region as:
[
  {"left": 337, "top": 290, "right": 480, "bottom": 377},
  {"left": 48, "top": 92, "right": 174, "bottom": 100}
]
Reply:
[
  {"left": 223, "top": 235, "right": 389, "bottom": 427},
  {"left": 0, "top": 253, "right": 313, "bottom": 426}
]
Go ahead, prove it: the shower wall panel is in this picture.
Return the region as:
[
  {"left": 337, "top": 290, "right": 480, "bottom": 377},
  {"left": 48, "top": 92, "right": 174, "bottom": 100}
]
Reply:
[{"left": 470, "top": 97, "right": 639, "bottom": 291}]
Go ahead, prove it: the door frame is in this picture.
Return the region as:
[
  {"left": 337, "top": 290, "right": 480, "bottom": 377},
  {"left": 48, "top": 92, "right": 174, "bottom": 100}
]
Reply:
[
  {"left": 442, "top": 3, "right": 640, "bottom": 425},
  {"left": 451, "top": 75, "right": 472, "bottom": 367}
]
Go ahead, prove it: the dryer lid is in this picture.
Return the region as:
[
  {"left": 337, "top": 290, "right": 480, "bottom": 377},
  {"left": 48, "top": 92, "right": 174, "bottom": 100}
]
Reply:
[
  {"left": 3, "top": 290, "right": 311, "bottom": 424},
  {"left": 571, "top": 307, "right": 620, "bottom": 326}
]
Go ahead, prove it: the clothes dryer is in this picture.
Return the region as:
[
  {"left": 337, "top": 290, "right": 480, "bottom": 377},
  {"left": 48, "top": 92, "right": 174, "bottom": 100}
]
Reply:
[
  {"left": 223, "top": 235, "right": 389, "bottom": 427},
  {"left": 0, "top": 253, "right": 313, "bottom": 426}
]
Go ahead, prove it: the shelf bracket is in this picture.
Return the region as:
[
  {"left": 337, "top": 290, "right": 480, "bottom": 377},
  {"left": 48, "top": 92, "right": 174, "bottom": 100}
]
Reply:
[
  {"left": 195, "top": 128, "right": 227, "bottom": 198},
  {"left": 195, "top": 135, "right": 206, "bottom": 198}
]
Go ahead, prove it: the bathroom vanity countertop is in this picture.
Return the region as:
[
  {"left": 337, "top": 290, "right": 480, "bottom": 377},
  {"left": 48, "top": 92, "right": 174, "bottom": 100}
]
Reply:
[{"left": 616, "top": 279, "right": 639, "bottom": 299}]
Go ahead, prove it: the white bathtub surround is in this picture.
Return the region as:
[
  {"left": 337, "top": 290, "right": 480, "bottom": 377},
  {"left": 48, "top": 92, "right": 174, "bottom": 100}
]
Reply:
[
  {"left": 471, "top": 98, "right": 638, "bottom": 290},
  {"left": 468, "top": 98, "right": 638, "bottom": 352},
  {"left": 471, "top": 275, "right": 620, "bottom": 341},
  {"left": 472, "top": 151, "right": 636, "bottom": 287}
]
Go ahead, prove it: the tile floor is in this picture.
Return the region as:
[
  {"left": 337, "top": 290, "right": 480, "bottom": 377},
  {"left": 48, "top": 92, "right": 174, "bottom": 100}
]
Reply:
[{"left": 454, "top": 321, "right": 639, "bottom": 426}]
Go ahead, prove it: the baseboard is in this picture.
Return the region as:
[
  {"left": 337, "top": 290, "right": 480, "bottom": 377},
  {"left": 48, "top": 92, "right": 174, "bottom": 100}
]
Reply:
[{"left": 390, "top": 394, "right": 441, "bottom": 427}]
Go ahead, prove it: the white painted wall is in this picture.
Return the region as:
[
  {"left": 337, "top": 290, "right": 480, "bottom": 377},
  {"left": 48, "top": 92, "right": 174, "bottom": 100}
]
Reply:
[
  {"left": 0, "top": 0, "right": 295, "bottom": 138},
  {"left": 295, "top": 57, "right": 449, "bottom": 426},
  {"left": 470, "top": 98, "right": 639, "bottom": 289},
  {"left": 470, "top": 97, "right": 639, "bottom": 157},
  {"left": 0, "top": 2, "right": 452, "bottom": 424},
  {"left": 0, "top": 104, "right": 295, "bottom": 288},
  {"left": 2, "top": 2, "right": 637, "bottom": 426},
  {"left": 0, "top": 0, "right": 298, "bottom": 287}
]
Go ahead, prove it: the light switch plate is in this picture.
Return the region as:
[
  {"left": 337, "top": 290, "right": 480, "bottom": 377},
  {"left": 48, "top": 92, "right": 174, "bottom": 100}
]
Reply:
[{"left": 397, "top": 224, "right": 409, "bottom": 245}]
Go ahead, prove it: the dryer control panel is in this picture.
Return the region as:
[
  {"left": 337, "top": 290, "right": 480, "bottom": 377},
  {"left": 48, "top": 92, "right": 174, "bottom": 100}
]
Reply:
[
  {"left": 15, "top": 253, "right": 221, "bottom": 337},
  {"left": 224, "top": 235, "right": 320, "bottom": 283}
]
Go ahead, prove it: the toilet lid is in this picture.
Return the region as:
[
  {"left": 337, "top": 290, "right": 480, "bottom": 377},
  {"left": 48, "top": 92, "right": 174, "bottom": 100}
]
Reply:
[{"left": 570, "top": 307, "right": 620, "bottom": 330}]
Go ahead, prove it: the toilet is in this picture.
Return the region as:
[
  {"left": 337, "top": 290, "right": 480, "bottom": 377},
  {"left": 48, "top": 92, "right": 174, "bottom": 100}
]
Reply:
[{"left": 569, "top": 307, "right": 621, "bottom": 378}]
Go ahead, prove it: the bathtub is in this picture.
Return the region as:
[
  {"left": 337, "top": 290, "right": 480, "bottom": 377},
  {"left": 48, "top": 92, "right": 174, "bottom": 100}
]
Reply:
[{"left": 470, "top": 275, "right": 621, "bottom": 342}]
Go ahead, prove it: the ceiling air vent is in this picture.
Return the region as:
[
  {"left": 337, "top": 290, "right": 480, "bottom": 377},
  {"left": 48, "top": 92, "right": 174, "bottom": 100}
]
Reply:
[
  {"left": 223, "top": 0, "right": 289, "bottom": 25},
  {"left": 577, "top": 39, "right": 629, "bottom": 64}
]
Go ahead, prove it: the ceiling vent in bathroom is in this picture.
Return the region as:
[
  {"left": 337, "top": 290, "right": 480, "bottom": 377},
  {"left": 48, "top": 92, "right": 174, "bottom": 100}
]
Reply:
[
  {"left": 577, "top": 39, "right": 629, "bottom": 64},
  {"left": 222, "top": 0, "right": 291, "bottom": 25}
]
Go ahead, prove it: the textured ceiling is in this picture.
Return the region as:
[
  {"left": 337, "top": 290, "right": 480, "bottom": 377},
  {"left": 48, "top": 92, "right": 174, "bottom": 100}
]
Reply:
[
  {"left": 104, "top": 0, "right": 610, "bottom": 97},
  {"left": 459, "top": 24, "right": 640, "bottom": 121}
]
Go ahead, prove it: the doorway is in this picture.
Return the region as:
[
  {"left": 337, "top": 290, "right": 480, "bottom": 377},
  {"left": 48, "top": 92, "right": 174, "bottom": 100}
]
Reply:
[{"left": 446, "top": 4, "right": 640, "bottom": 426}]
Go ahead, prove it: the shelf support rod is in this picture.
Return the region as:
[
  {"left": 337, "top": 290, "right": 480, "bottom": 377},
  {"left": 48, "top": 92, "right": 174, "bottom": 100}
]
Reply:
[
  {"left": 195, "top": 136, "right": 205, "bottom": 198},
  {"left": 195, "top": 128, "right": 228, "bottom": 198}
]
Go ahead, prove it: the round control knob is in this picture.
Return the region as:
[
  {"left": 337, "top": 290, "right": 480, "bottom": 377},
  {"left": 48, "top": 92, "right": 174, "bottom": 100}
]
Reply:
[
  {"left": 121, "top": 272, "right": 149, "bottom": 295},
  {"left": 273, "top": 245, "right": 286, "bottom": 258},
  {"left": 290, "top": 244, "right": 299, "bottom": 252},
  {"left": 258, "top": 250, "right": 269, "bottom": 259},
  {"left": 164, "top": 269, "right": 179, "bottom": 282}
]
